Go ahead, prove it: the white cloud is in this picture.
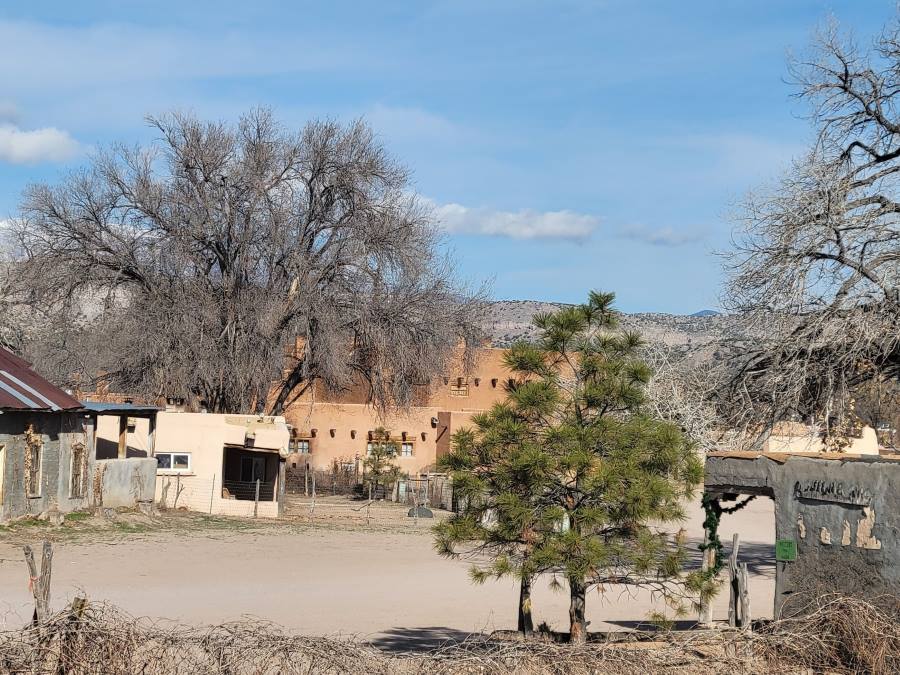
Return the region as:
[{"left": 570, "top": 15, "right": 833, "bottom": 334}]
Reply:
[
  {"left": 428, "top": 199, "right": 598, "bottom": 240},
  {"left": 618, "top": 223, "right": 703, "bottom": 247},
  {"left": 0, "top": 123, "right": 80, "bottom": 164}
]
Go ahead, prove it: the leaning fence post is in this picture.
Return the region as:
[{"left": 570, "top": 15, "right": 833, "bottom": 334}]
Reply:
[
  {"left": 24, "top": 540, "right": 52, "bottom": 625},
  {"left": 254, "top": 478, "right": 261, "bottom": 518}
]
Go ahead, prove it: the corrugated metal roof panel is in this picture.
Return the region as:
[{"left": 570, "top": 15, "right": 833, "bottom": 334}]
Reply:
[{"left": 0, "top": 347, "right": 83, "bottom": 411}]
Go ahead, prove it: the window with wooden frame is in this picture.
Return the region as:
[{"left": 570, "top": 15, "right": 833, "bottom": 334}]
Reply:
[
  {"left": 293, "top": 439, "right": 310, "bottom": 454},
  {"left": 399, "top": 442, "right": 414, "bottom": 457},
  {"left": 70, "top": 442, "right": 87, "bottom": 498},
  {"left": 449, "top": 377, "right": 470, "bottom": 397},
  {"left": 24, "top": 425, "right": 42, "bottom": 498}
]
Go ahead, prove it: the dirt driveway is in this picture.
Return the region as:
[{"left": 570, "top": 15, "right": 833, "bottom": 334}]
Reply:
[{"left": 0, "top": 497, "right": 775, "bottom": 648}]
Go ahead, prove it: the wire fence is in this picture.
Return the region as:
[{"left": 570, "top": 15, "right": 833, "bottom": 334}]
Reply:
[
  {"left": 285, "top": 462, "right": 360, "bottom": 497},
  {"left": 396, "top": 475, "right": 453, "bottom": 511},
  {"left": 156, "top": 475, "right": 280, "bottom": 519},
  {"left": 152, "top": 471, "right": 456, "bottom": 522}
]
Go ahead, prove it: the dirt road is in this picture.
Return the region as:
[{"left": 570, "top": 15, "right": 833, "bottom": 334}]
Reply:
[{"left": 0, "top": 497, "right": 774, "bottom": 647}]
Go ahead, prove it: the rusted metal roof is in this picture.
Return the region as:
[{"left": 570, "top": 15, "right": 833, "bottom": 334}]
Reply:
[{"left": 0, "top": 347, "right": 83, "bottom": 412}]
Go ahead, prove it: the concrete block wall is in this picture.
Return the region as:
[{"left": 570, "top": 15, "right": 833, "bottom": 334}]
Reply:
[{"left": 95, "top": 458, "right": 157, "bottom": 508}]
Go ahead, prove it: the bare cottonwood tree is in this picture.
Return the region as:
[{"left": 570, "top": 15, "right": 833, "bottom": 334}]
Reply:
[
  {"left": 722, "top": 17, "right": 900, "bottom": 437},
  {"left": 643, "top": 343, "right": 743, "bottom": 452},
  {"left": 7, "top": 109, "right": 484, "bottom": 413}
]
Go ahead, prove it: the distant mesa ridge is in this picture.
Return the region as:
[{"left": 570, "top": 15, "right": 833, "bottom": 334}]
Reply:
[{"left": 486, "top": 301, "right": 744, "bottom": 364}]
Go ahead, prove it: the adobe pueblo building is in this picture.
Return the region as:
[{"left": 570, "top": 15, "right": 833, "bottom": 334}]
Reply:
[
  {"left": 705, "top": 451, "right": 900, "bottom": 617},
  {"left": 281, "top": 347, "right": 518, "bottom": 476}
]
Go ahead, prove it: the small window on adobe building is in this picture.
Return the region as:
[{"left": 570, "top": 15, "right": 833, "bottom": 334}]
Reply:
[{"left": 450, "top": 378, "right": 469, "bottom": 397}]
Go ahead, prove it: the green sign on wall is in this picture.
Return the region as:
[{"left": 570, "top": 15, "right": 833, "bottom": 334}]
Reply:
[{"left": 775, "top": 539, "right": 797, "bottom": 562}]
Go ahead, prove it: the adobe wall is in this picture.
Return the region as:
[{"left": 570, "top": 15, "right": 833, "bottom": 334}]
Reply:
[
  {"left": 705, "top": 454, "right": 900, "bottom": 617},
  {"left": 287, "top": 347, "right": 516, "bottom": 412},
  {"left": 95, "top": 414, "right": 152, "bottom": 459},
  {"left": 284, "top": 402, "right": 442, "bottom": 474}
]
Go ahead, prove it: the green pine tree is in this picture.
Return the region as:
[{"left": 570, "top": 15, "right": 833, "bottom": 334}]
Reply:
[
  {"left": 435, "top": 402, "right": 556, "bottom": 636},
  {"left": 437, "top": 291, "right": 704, "bottom": 643},
  {"left": 363, "top": 427, "right": 402, "bottom": 498}
]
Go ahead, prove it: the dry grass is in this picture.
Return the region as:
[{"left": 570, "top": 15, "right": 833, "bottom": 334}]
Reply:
[
  {"left": 757, "top": 594, "right": 900, "bottom": 674},
  {"left": 0, "top": 601, "right": 754, "bottom": 675},
  {"left": 1, "top": 593, "right": 897, "bottom": 673}
]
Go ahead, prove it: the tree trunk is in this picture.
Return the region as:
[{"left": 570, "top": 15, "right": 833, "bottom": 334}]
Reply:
[
  {"left": 517, "top": 575, "right": 534, "bottom": 637},
  {"left": 569, "top": 577, "right": 587, "bottom": 644},
  {"left": 270, "top": 361, "right": 310, "bottom": 415}
]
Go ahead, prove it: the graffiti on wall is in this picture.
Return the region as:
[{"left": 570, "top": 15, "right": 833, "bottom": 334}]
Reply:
[{"left": 792, "top": 480, "right": 872, "bottom": 506}]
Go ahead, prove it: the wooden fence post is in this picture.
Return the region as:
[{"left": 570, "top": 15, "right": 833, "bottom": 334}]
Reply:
[
  {"left": 728, "top": 532, "right": 751, "bottom": 629},
  {"left": 209, "top": 473, "right": 215, "bottom": 514},
  {"left": 57, "top": 596, "right": 88, "bottom": 674},
  {"left": 698, "top": 526, "right": 715, "bottom": 626},
  {"left": 24, "top": 540, "right": 53, "bottom": 625},
  {"left": 739, "top": 562, "right": 751, "bottom": 631},
  {"left": 253, "top": 478, "right": 261, "bottom": 518},
  {"left": 277, "top": 460, "right": 286, "bottom": 519}
]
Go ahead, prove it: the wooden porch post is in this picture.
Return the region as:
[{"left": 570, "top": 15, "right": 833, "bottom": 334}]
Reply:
[
  {"left": 147, "top": 414, "right": 157, "bottom": 456},
  {"left": 117, "top": 415, "right": 127, "bottom": 459}
]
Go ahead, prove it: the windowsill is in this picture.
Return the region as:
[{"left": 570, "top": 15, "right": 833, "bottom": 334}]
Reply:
[{"left": 157, "top": 471, "right": 195, "bottom": 476}]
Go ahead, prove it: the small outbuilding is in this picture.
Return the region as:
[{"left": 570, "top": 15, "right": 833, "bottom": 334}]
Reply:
[
  {"left": 0, "top": 347, "right": 94, "bottom": 520},
  {"left": 0, "top": 347, "right": 160, "bottom": 521},
  {"left": 150, "top": 412, "right": 290, "bottom": 518}
]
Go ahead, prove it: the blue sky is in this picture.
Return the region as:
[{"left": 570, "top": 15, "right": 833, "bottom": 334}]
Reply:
[{"left": 0, "top": 1, "right": 889, "bottom": 313}]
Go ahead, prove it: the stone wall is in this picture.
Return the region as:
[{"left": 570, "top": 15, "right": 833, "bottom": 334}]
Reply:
[{"left": 705, "top": 454, "right": 900, "bottom": 617}]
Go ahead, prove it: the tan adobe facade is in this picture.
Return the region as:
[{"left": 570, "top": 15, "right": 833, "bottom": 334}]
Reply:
[
  {"left": 92, "top": 411, "right": 290, "bottom": 518},
  {"left": 151, "top": 412, "right": 290, "bottom": 518},
  {"left": 763, "top": 421, "right": 881, "bottom": 455},
  {"left": 282, "top": 347, "right": 517, "bottom": 476}
]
